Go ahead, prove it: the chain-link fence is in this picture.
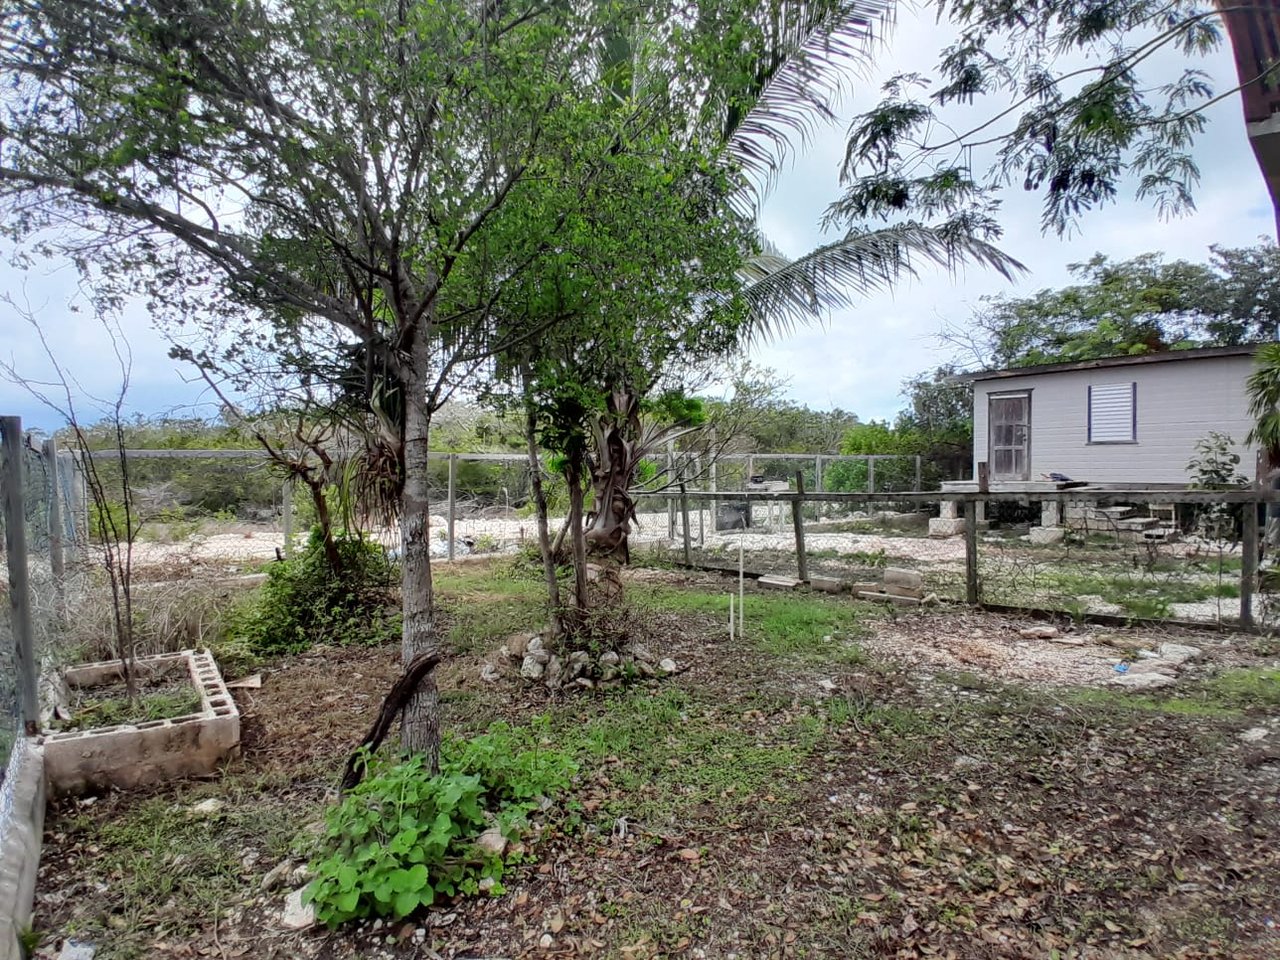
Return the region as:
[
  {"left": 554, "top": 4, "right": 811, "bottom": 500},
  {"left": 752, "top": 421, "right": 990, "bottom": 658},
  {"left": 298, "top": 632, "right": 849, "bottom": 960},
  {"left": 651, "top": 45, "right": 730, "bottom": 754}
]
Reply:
[{"left": 630, "top": 483, "right": 1274, "bottom": 630}]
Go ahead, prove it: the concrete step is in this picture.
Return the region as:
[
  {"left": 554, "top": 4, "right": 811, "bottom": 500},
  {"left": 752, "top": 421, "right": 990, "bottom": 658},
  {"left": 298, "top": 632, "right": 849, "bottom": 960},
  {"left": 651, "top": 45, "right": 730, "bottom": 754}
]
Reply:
[{"left": 758, "top": 575, "right": 802, "bottom": 590}]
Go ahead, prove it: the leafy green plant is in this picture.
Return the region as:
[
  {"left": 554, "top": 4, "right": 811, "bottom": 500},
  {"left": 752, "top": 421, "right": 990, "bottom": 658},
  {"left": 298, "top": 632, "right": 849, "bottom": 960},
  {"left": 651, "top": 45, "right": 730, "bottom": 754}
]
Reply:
[
  {"left": 229, "top": 528, "right": 397, "bottom": 654},
  {"left": 304, "top": 724, "right": 575, "bottom": 926}
]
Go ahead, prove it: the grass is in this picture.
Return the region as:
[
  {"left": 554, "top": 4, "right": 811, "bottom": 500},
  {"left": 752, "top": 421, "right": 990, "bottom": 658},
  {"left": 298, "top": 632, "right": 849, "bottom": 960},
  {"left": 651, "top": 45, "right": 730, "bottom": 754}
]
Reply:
[
  {"left": 631, "top": 582, "right": 872, "bottom": 664},
  {"left": 1200, "top": 667, "right": 1280, "bottom": 709},
  {"left": 60, "top": 687, "right": 205, "bottom": 731}
]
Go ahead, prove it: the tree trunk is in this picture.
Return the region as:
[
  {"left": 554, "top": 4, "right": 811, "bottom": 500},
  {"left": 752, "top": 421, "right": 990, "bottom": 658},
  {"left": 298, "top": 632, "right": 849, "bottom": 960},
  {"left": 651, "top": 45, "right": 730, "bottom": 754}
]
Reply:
[
  {"left": 564, "top": 453, "right": 590, "bottom": 629},
  {"left": 301, "top": 473, "right": 343, "bottom": 572},
  {"left": 521, "top": 368, "right": 562, "bottom": 638},
  {"left": 398, "top": 331, "right": 441, "bottom": 769},
  {"left": 585, "top": 391, "right": 639, "bottom": 566}
]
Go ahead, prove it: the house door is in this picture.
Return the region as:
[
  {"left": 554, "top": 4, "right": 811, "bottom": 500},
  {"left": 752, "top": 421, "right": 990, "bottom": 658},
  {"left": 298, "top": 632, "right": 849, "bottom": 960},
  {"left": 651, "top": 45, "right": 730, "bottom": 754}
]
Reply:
[{"left": 988, "top": 393, "right": 1030, "bottom": 481}]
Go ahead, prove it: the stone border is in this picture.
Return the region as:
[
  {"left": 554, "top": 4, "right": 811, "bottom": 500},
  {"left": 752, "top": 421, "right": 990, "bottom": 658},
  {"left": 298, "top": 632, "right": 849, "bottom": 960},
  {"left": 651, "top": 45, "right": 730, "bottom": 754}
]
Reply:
[
  {"left": 0, "top": 739, "right": 45, "bottom": 960},
  {"left": 43, "top": 649, "right": 240, "bottom": 795}
]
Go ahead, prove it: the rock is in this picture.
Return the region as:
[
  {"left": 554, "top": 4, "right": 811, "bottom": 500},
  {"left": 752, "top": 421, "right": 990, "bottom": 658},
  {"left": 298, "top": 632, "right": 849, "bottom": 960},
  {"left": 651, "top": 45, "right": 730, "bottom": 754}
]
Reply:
[
  {"left": 817, "top": 678, "right": 838, "bottom": 695},
  {"left": 569, "top": 650, "right": 591, "bottom": 664},
  {"left": 58, "top": 942, "right": 96, "bottom": 960},
  {"left": 479, "top": 663, "right": 501, "bottom": 683},
  {"left": 810, "top": 575, "right": 845, "bottom": 594},
  {"left": 1029, "top": 525, "right": 1066, "bottom": 545},
  {"left": 478, "top": 876, "right": 497, "bottom": 892},
  {"left": 261, "top": 861, "right": 292, "bottom": 892},
  {"left": 527, "top": 635, "right": 544, "bottom": 654},
  {"left": 1018, "top": 625, "right": 1060, "bottom": 640},
  {"left": 539, "top": 933, "right": 554, "bottom": 950},
  {"left": 281, "top": 888, "right": 316, "bottom": 930},
  {"left": 636, "top": 661, "right": 656, "bottom": 678},
  {"left": 952, "top": 755, "right": 983, "bottom": 771},
  {"left": 505, "top": 632, "right": 534, "bottom": 659},
  {"left": 476, "top": 826, "right": 508, "bottom": 857},
  {"left": 1240, "top": 727, "right": 1270, "bottom": 743},
  {"left": 1158, "top": 642, "right": 1201, "bottom": 664},
  {"left": 1111, "top": 672, "right": 1176, "bottom": 690},
  {"left": 520, "top": 656, "right": 545, "bottom": 681},
  {"left": 599, "top": 651, "right": 621, "bottom": 668},
  {"left": 658, "top": 658, "right": 678, "bottom": 674},
  {"left": 1048, "top": 636, "right": 1085, "bottom": 646},
  {"left": 189, "top": 797, "right": 224, "bottom": 817},
  {"left": 545, "top": 655, "right": 564, "bottom": 688},
  {"left": 922, "top": 593, "right": 941, "bottom": 606},
  {"left": 883, "top": 567, "right": 924, "bottom": 591},
  {"left": 1126, "top": 660, "right": 1178, "bottom": 677},
  {"left": 573, "top": 677, "right": 595, "bottom": 689},
  {"left": 630, "top": 644, "right": 655, "bottom": 663}
]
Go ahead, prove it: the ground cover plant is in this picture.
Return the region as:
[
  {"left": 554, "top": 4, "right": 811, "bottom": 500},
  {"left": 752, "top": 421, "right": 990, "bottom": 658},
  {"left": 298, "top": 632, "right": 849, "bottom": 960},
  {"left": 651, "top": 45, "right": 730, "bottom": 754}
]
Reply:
[{"left": 31, "top": 560, "right": 1280, "bottom": 959}]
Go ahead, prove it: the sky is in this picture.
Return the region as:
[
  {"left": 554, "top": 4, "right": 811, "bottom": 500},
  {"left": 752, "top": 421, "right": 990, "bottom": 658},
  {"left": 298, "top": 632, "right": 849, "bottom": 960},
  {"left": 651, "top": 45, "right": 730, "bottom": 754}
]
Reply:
[{"left": 0, "top": 6, "right": 1275, "bottom": 432}]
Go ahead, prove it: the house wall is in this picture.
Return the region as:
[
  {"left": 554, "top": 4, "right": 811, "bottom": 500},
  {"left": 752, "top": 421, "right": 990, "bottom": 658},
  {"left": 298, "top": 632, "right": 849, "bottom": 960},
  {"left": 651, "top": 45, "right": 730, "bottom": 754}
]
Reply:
[{"left": 971, "top": 355, "right": 1259, "bottom": 485}]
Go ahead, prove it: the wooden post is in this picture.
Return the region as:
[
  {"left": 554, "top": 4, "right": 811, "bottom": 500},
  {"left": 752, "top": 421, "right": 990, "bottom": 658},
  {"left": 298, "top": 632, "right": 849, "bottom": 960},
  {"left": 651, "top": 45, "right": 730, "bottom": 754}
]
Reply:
[
  {"left": 867, "top": 457, "right": 875, "bottom": 495},
  {"left": 679, "top": 483, "right": 692, "bottom": 565},
  {"left": 792, "top": 470, "right": 808, "bottom": 583},
  {"left": 914, "top": 456, "right": 922, "bottom": 492},
  {"left": 1242, "top": 492, "right": 1258, "bottom": 629},
  {"left": 43, "top": 437, "right": 65, "bottom": 610},
  {"left": 2, "top": 418, "right": 39, "bottom": 736},
  {"left": 447, "top": 453, "right": 458, "bottom": 561},
  {"left": 964, "top": 498, "right": 980, "bottom": 606},
  {"left": 281, "top": 476, "right": 294, "bottom": 559},
  {"left": 977, "top": 460, "right": 990, "bottom": 494},
  {"left": 696, "top": 456, "right": 704, "bottom": 547}
]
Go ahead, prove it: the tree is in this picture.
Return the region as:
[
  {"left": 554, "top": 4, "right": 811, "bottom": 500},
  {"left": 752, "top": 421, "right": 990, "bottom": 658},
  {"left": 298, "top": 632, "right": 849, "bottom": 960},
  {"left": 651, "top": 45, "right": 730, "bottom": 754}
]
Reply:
[
  {"left": 3, "top": 0, "right": 852, "bottom": 763},
  {"left": 833, "top": 0, "right": 1250, "bottom": 237},
  {"left": 942, "top": 244, "right": 1280, "bottom": 371}
]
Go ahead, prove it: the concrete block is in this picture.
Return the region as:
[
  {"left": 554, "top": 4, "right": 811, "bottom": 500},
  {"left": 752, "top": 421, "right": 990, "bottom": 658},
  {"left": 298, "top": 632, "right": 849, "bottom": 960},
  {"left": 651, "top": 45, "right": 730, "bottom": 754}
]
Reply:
[
  {"left": 938, "top": 501, "right": 960, "bottom": 520},
  {"left": 809, "top": 575, "right": 846, "bottom": 594},
  {"left": 883, "top": 567, "right": 924, "bottom": 591},
  {"left": 44, "top": 649, "right": 240, "bottom": 796},
  {"left": 758, "top": 575, "right": 801, "bottom": 590},
  {"left": 849, "top": 581, "right": 880, "bottom": 596},
  {"left": 883, "top": 583, "right": 924, "bottom": 599},
  {"left": 1029, "top": 526, "right": 1066, "bottom": 546},
  {"left": 928, "top": 517, "right": 966, "bottom": 538}
]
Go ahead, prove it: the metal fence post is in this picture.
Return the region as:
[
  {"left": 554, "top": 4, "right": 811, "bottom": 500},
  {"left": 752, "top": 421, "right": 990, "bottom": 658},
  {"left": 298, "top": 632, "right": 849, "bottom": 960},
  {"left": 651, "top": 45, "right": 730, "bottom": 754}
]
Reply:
[
  {"left": 814, "top": 455, "right": 824, "bottom": 520},
  {"left": 792, "top": 471, "right": 808, "bottom": 583},
  {"left": 43, "top": 437, "right": 65, "bottom": 613},
  {"left": 447, "top": 453, "right": 458, "bottom": 561},
  {"left": 867, "top": 457, "right": 875, "bottom": 495},
  {"left": 914, "top": 455, "right": 922, "bottom": 492},
  {"left": 679, "top": 483, "right": 692, "bottom": 565},
  {"left": 2, "top": 417, "right": 40, "bottom": 736}
]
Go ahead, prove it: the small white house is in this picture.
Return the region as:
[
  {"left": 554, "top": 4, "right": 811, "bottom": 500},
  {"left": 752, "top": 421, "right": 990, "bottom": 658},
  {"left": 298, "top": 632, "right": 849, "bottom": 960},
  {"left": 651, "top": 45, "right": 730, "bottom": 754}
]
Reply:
[{"left": 955, "top": 345, "right": 1263, "bottom": 489}]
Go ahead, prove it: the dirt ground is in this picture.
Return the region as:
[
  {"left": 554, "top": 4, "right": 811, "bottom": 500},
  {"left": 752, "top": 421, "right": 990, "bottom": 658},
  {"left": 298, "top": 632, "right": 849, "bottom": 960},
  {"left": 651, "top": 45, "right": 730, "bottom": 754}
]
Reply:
[{"left": 32, "top": 564, "right": 1280, "bottom": 960}]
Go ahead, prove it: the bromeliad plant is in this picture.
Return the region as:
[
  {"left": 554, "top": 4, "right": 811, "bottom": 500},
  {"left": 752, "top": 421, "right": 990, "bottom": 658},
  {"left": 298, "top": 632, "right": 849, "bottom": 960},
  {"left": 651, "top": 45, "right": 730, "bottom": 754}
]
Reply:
[{"left": 304, "top": 723, "right": 576, "bottom": 926}]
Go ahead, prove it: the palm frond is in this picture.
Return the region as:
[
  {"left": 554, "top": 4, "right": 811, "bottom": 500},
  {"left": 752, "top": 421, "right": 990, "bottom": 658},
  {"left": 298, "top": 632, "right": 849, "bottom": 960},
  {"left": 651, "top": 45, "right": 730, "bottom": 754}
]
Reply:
[
  {"left": 708, "top": 0, "right": 895, "bottom": 194},
  {"left": 739, "top": 221, "right": 1027, "bottom": 342}
]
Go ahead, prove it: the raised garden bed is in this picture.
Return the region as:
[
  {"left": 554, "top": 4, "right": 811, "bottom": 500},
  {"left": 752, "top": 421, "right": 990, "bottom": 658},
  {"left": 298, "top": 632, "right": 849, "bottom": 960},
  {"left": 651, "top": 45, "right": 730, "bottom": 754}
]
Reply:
[{"left": 42, "top": 649, "right": 240, "bottom": 795}]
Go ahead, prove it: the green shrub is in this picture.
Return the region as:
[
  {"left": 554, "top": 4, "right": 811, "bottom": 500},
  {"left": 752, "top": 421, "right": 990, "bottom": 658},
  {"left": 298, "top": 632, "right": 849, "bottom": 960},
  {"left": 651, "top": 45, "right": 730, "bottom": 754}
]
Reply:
[
  {"left": 304, "top": 723, "right": 576, "bottom": 926},
  {"left": 230, "top": 528, "right": 397, "bottom": 654}
]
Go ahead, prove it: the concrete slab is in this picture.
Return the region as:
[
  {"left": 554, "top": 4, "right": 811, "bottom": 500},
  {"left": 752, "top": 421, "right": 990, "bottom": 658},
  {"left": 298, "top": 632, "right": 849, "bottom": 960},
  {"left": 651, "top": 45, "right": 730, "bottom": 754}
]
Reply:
[
  {"left": 857, "top": 591, "right": 923, "bottom": 606},
  {"left": 757, "top": 575, "right": 801, "bottom": 590},
  {"left": 0, "top": 740, "right": 44, "bottom": 960},
  {"left": 1029, "top": 526, "right": 1066, "bottom": 546},
  {"left": 809, "top": 575, "right": 846, "bottom": 594}
]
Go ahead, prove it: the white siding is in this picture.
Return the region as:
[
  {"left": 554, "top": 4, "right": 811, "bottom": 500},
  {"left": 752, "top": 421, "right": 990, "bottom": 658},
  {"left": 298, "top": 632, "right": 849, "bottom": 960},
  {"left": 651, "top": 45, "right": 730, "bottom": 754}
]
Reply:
[{"left": 971, "top": 355, "right": 1258, "bottom": 485}]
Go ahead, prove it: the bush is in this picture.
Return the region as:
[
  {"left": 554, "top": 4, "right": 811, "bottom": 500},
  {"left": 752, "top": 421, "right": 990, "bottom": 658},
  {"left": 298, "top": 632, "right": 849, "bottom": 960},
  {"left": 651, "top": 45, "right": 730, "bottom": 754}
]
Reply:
[
  {"left": 304, "top": 723, "right": 576, "bottom": 926},
  {"left": 230, "top": 528, "right": 398, "bottom": 654}
]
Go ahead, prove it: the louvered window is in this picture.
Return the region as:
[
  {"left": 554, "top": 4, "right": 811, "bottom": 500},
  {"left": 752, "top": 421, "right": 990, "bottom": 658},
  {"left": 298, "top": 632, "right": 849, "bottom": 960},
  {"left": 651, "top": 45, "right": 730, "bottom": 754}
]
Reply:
[{"left": 1088, "top": 383, "right": 1136, "bottom": 443}]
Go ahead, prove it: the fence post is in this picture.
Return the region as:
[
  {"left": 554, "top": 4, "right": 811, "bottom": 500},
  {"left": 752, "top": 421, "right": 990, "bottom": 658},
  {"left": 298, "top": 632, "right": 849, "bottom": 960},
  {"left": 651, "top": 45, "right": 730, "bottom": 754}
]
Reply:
[
  {"left": 867, "top": 457, "right": 875, "bottom": 495},
  {"left": 679, "top": 483, "right": 692, "bottom": 565},
  {"left": 2, "top": 417, "right": 39, "bottom": 736},
  {"left": 914, "top": 456, "right": 922, "bottom": 492},
  {"left": 667, "top": 442, "right": 676, "bottom": 540},
  {"left": 695, "top": 457, "right": 704, "bottom": 547},
  {"left": 964, "top": 498, "right": 980, "bottom": 606},
  {"left": 792, "top": 470, "right": 808, "bottom": 583},
  {"left": 1242, "top": 492, "right": 1258, "bottom": 629},
  {"left": 447, "top": 453, "right": 458, "bottom": 561},
  {"left": 814, "top": 455, "right": 824, "bottom": 520},
  {"left": 43, "top": 437, "right": 65, "bottom": 612},
  {"left": 282, "top": 476, "right": 294, "bottom": 559}
]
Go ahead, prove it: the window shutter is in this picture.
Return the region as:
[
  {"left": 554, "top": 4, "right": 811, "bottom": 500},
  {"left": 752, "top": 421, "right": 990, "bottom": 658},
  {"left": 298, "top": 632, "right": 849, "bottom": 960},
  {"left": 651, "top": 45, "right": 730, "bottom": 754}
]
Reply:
[{"left": 1088, "top": 383, "right": 1136, "bottom": 442}]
